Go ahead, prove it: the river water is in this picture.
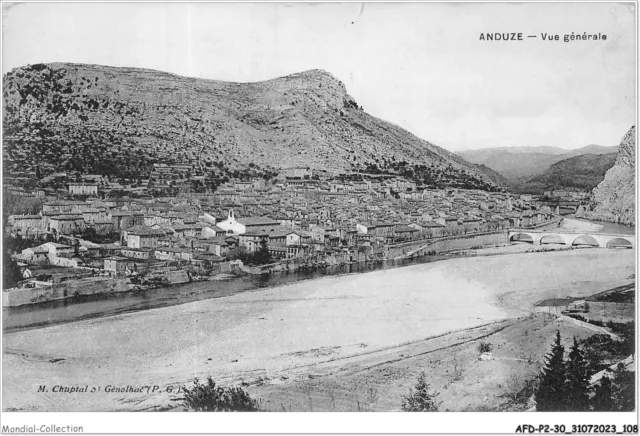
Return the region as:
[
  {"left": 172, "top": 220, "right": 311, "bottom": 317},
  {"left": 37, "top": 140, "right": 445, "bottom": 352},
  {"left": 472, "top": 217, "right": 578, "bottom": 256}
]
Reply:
[
  {"left": 3, "top": 219, "right": 633, "bottom": 333},
  {"left": 565, "top": 215, "right": 636, "bottom": 235},
  {"left": 3, "top": 253, "right": 460, "bottom": 332}
]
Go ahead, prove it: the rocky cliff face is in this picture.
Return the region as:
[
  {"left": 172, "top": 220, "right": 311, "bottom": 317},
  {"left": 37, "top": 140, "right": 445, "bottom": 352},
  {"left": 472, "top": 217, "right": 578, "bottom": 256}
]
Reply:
[
  {"left": 3, "top": 63, "right": 495, "bottom": 190},
  {"left": 585, "top": 126, "right": 635, "bottom": 225}
]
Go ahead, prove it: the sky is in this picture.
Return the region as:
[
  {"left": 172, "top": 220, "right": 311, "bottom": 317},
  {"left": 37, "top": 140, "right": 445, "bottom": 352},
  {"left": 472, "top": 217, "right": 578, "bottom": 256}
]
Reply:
[{"left": 1, "top": 2, "right": 636, "bottom": 152}]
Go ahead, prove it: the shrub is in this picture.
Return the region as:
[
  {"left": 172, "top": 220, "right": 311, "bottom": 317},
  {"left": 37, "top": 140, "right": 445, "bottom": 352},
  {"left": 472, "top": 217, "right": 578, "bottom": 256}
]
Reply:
[
  {"left": 181, "top": 377, "right": 259, "bottom": 412},
  {"left": 364, "top": 383, "right": 380, "bottom": 411},
  {"left": 450, "top": 353, "right": 464, "bottom": 381},
  {"left": 401, "top": 372, "right": 440, "bottom": 412},
  {"left": 477, "top": 341, "right": 493, "bottom": 354}
]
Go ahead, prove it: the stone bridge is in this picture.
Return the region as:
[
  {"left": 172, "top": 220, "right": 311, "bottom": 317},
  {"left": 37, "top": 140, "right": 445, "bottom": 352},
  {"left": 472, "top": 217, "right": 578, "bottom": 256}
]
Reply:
[{"left": 507, "top": 229, "right": 634, "bottom": 249}]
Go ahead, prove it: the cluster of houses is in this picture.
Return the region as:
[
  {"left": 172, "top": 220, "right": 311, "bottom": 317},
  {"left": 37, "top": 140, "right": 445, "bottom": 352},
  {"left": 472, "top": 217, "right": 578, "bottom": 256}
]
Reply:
[{"left": 6, "top": 172, "right": 560, "bottom": 286}]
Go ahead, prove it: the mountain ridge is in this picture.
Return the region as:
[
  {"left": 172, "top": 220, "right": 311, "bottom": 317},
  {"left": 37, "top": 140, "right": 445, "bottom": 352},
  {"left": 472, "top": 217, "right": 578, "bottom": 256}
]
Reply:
[
  {"left": 517, "top": 153, "right": 617, "bottom": 194},
  {"left": 461, "top": 144, "right": 616, "bottom": 155},
  {"left": 460, "top": 144, "right": 619, "bottom": 181},
  {"left": 3, "top": 62, "right": 497, "bottom": 191}
]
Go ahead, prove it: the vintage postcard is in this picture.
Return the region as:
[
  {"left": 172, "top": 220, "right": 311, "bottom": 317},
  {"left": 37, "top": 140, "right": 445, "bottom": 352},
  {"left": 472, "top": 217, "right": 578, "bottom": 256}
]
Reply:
[{"left": 0, "top": 1, "right": 637, "bottom": 434}]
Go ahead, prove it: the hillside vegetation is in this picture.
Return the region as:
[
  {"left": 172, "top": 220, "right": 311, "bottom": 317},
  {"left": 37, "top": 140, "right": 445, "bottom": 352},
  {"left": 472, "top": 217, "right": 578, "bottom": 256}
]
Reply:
[
  {"left": 3, "top": 63, "right": 497, "bottom": 191},
  {"left": 516, "top": 153, "right": 617, "bottom": 194},
  {"left": 473, "top": 164, "right": 512, "bottom": 188}
]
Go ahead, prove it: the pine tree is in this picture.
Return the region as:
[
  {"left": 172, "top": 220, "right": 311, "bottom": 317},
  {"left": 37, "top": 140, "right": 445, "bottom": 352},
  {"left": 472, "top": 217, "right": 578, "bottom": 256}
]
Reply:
[
  {"left": 535, "top": 330, "right": 568, "bottom": 411},
  {"left": 591, "top": 374, "right": 614, "bottom": 411},
  {"left": 565, "top": 337, "right": 590, "bottom": 411},
  {"left": 611, "top": 363, "right": 635, "bottom": 411}
]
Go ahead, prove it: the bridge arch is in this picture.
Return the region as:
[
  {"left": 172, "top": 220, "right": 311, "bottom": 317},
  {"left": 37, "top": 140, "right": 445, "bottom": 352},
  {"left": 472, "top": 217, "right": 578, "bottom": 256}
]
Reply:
[
  {"left": 571, "top": 235, "right": 600, "bottom": 247},
  {"left": 606, "top": 238, "right": 633, "bottom": 249},
  {"left": 540, "top": 234, "right": 567, "bottom": 245},
  {"left": 509, "top": 233, "right": 534, "bottom": 244}
]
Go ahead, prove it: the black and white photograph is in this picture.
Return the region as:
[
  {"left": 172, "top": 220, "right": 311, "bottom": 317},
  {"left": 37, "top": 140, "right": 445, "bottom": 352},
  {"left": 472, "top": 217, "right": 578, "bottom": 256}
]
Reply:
[{"left": 0, "top": 1, "right": 637, "bottom": 433}]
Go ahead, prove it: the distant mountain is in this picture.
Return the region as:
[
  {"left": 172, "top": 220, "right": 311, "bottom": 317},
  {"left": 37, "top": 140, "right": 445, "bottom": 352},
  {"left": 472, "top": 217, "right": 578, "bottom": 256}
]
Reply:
[
  {"left": 564, "top": 144, "right": 620, "bottom": 157},
  {"left": 460, "top": 145, "right": 618, "bottom": 181},
  {"left": 2, "top": 63, "right": 497, "bottom": 191},
  {"left": 580, "top": 127, "right": 635, "bottom": 225},
  {"left": 515, "top": 153, "right": 617, "bottom": 194},
  {"left": 463, "top": 146, "right": 568, "bottom": 156}
]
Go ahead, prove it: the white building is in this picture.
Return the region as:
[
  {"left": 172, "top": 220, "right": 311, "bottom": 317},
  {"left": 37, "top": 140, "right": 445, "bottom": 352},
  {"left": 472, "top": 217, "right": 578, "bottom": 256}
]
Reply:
[
  {"left": 216, "top": 210, "right": 282, "bottom": 235},
  {"left": 68, "top": 183, "right": 98, "bottom": 196},
  {"left": 215, "top": 210, "right": 247, "bottom": 234}
]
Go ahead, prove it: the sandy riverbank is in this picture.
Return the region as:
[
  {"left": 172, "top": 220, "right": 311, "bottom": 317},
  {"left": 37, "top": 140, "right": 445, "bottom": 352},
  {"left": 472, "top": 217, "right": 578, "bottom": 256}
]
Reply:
[
  {"left": 447, "top": 241, "right": 569, "bottom": 256},
  {"left": 2, "top": 246, "right": 634, "bottom": 411}
]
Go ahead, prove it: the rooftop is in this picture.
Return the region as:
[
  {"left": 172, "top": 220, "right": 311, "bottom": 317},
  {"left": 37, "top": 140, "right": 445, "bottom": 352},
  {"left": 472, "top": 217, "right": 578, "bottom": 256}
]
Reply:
[{"left": 237, "top": 216, "right": 281, "bottom": 226}]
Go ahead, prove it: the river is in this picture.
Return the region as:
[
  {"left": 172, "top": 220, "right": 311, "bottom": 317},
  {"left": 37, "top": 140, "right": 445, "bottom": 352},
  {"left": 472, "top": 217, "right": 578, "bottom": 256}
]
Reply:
[
  {"left": 3, "top": 252, "right": 460, "bottom": 332},
  {"left": 565, "top": 215, "right": 636, "bottom": 235},
  {"left": 3, "top": 218, "right": 633, "bottom": 333}
]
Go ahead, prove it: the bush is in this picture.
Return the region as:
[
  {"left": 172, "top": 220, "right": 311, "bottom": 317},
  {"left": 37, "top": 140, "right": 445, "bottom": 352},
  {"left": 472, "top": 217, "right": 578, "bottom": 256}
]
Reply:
[
  {"left": 181, "top": 377, "right": 260, "bottom": 412},
  {"left": 401, "top": 372, "right": 440, "bottom": 412},
  {"left": 477, "top": 341, "right": 493, "bottom": 354}
]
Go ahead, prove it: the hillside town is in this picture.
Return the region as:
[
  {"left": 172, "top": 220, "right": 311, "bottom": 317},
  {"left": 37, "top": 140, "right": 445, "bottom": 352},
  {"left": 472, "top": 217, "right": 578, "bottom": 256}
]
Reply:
[{"left": 3, "top": 165, "right": 563, "bottom": 306}]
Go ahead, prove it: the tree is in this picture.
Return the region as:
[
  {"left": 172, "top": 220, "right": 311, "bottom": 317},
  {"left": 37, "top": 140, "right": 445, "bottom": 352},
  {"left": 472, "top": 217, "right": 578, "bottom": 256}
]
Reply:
[
  {"left": 591, "top": 374, "right": 614, "bottom": 411},
  {"left": 252, "top": 238, "right": 272, "bottom": 265},
  {"left": 401, "top": 371, "right": 440, "bottom": 412},
  {"left": 535, "top": 330, "right": 568, "bottom": 411},
  {"left": 611, "top": 363, "right": 635, "bottom": 411},
  {"left": 228, "top": 246, "right": 251, "bottom": 263},
  {"left": 565, "top": 337, "right": 590, "bottom": 411},
  {"left": 591, "top": 363, "right": 635, "bottom": 411},
  {"left": 3, "top": 247, "right": 23, "bottom": 289},
  {"left": 181, "top": 377, "right": 259, "bottom": 412},
  {"left": 82, "top": 227, "right": 98, "bottom": 242}
]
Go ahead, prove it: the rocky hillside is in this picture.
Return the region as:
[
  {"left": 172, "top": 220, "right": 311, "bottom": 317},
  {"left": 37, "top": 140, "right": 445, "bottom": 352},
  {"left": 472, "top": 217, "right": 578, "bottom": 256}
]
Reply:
[
  {"left": 515, "top": 153, "right": 617, "bottom": 194},
  {"left": 581, "top": 127, "right": 635, "bottom": 225},
  {"left": 472, "top": 164, "right": 512, "bottom": 188},
  {"left": 2, "top": 63, "right": 496, "bottom": 190}
]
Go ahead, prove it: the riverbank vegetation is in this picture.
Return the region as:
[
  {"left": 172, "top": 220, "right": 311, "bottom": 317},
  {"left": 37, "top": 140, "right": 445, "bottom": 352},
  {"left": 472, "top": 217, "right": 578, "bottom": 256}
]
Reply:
[{"left": 227, "top": 240, "right": 272, "bottom": 266}]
